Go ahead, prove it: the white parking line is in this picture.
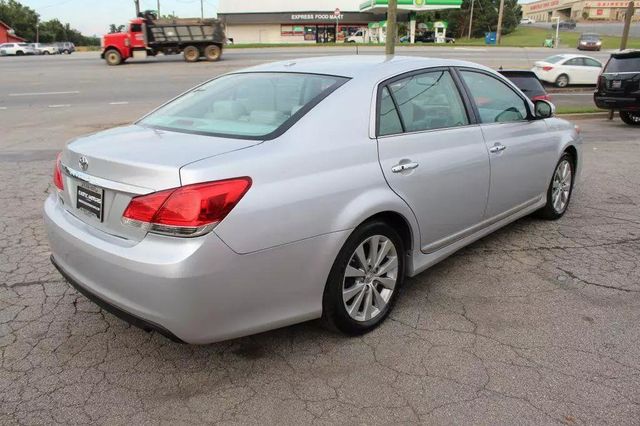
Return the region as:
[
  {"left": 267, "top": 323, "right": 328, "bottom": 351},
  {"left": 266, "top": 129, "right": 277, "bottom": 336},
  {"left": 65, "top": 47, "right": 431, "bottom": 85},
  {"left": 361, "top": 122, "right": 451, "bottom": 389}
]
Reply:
[
  {"left": 9, "top": 90, "right": 80, "bottom": 97},
  {"left": 48, "top": 104, "right": 71, "bottom": 108},
  {"left": 0, "top": 107, "right": 7, "bottom": 110},
  {"left": 109, "top": 101, "right": 129, "bottom": 105}
]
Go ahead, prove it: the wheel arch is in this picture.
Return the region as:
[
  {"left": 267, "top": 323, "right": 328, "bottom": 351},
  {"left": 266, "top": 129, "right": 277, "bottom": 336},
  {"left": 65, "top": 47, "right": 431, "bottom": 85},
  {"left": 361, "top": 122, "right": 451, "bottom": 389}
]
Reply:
[
  {"left": 102, "top": 46, "right": 122, "bottom": 58},
  {"left": 358, "top": 211, "right": 414, "bottom": 254}
]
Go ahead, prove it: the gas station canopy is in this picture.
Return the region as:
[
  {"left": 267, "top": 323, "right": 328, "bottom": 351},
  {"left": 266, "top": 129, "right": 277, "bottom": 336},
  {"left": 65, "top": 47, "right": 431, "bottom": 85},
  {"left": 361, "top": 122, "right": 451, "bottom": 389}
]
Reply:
[{"left": 359, "top": 0, "right": 463, "bottom": 13}]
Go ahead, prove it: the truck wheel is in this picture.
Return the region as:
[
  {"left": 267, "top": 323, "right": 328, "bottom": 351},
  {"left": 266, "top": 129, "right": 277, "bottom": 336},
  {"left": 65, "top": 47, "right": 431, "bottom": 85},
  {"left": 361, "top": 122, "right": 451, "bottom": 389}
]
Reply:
[
  {"left": 620, "top": 111, "right": 640, "bottom": 126},
  {"left": 183, "top": 46, "right": 200, "bottom": 62},
  {"left": 204, "top": 44, "right": 222, "bottom": 61},
  {"left": 105, "top": 49, "right": 122, "bottom": 66}
]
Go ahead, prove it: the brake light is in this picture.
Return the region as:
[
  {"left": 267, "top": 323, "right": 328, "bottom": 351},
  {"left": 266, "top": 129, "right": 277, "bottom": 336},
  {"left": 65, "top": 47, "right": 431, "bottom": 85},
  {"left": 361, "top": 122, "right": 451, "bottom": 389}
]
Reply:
[
  {"left": 53, "top": 152, "right": 64, "bottom": 191},
  {"left": 542, "top": 66, "right": 554, "bottom": 71},
  {"left": 532, "top": 94, "right": 551, "bottom": 102},
  {"left": 122, "top": 177, "right": 252, "bottom": 237}
]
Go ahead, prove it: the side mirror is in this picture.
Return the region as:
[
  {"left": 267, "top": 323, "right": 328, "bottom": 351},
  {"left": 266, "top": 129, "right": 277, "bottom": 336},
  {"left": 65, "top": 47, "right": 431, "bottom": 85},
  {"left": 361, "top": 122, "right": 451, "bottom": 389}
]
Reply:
[{"left": 534, "top": 99, "right": 555, "bottom": 119}]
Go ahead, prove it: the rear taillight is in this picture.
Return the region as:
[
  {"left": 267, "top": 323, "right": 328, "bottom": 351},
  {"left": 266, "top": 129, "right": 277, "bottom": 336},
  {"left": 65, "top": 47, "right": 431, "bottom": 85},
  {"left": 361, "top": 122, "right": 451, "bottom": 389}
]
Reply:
[
  {"left": 53, "top": 152, "right": 64, "bottom": 191},
  {"left": 542, "top": 66, "right": 554, "bottom": 71},
  {"left": 122, "top": 177, "right": 252, "bottom": 237},
  {"left": 532, "top": 94, "right": 551, "bottom": 102},
  {"left": 597, "top": 75, "right": 605, "bottom": 91}
]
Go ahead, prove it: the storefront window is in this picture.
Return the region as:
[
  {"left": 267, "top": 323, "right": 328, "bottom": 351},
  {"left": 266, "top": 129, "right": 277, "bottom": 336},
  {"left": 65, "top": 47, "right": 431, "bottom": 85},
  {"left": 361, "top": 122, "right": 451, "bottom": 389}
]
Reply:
[{"left": 304, "top": 26, "right": 316, "bottom": 41}]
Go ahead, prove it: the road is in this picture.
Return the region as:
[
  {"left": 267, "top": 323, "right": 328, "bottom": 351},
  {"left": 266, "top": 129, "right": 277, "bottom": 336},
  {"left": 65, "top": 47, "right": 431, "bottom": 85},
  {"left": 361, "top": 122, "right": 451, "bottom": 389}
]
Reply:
[
  {"left": 0, "top": 46, "right": 607, "bottom": 142},
  {"left": 1, "top": 48, "right": 640, "bottom": 424},
  {"left": 529, "top": 21, "right": 640, "bottom": 38}
]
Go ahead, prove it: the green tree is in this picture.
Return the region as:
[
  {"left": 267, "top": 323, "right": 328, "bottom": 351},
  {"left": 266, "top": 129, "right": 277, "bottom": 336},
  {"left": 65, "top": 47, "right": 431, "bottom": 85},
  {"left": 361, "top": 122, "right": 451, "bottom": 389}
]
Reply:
[
  {"left": 109, "top": 24, "right": 125, "bottom": 33},
  {"left": 0, "top": 0, "right": 38, "bottom": 41}
]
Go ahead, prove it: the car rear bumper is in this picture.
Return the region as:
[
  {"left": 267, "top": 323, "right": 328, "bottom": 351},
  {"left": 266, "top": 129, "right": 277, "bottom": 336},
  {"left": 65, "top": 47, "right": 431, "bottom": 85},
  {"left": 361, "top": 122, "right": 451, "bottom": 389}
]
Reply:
[
  {"left": 44, "top": 194, "right": 348, "bottom": 344},
  {"left": 594, "top": 94, "right": 640, "bottom": 110}
]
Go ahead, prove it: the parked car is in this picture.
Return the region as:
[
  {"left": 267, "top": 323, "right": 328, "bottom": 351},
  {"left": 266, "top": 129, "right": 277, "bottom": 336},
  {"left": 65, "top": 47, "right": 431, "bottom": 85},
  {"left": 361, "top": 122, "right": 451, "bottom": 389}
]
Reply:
[
  {"left": 44, "top": 56, "right": 581, "bottom": 344},
  {"left": 552, "top": 20, "right": 577, "bottom": 30},
  {"left": 577, "top": 33, "right": 602, "bottom": 51},
  {"left": 0, "top": 42, "right": 36, "bottom": 56},
  {"left": 594, "top": 50, "right": 640, "bottom": 125},
  {"left": 499, "top": 69, "right": 551, "bottom": 102},
  {"left": 520, "top": 18, "right": 536, "bottom": 24},
  {"left": 345, "top": 30, "right": 366, "bottom": 43},
  {"left": 55, "top": 42, "right": 75, "bottom": 54},
  {"left": 401, "top": 31, "right": 455, "bottom": 43},
  {"left": 30, "top": 43, "right": 58, "bottom": 55},
  {"left": 532, "top": 54, "right": 603, "bottom": 87}
]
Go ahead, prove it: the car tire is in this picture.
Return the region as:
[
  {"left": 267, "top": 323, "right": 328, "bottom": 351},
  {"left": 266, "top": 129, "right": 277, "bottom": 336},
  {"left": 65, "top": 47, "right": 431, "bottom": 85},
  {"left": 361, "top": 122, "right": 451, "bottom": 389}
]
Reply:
[
  {"left": 183, "top": 46, "right": 200, "bottom": 63},
  {"left": 620, "top": 111, "right": 640, "bottom": 126},
  {"left": 203, "top": 44, "right": 221, "bottom": 61},
  {"left": 322, "top": 220, "right": 405, "bottom": 335},
  {"left": 555, "top": 74, "right": 569, "bottom": 88},
  {"left": 16, "top": 51, "right": 24, "bottom": 56},
  {"left": 104, "top": 49, "right": 122, "bottom": 66},
  {"left": 536, "top": 153, "right": 575, "bottom": 220}
]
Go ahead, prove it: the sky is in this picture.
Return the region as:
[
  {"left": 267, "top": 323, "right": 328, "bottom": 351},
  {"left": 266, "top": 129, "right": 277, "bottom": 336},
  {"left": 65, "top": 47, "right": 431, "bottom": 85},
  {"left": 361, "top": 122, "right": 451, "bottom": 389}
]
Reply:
[{"left": 21, "top": 0, "right": 220, "bottom": 36}]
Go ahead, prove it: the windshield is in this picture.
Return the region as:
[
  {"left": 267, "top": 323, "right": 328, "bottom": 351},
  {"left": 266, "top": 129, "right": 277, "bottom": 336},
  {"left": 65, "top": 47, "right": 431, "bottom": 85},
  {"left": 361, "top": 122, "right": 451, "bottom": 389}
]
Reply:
[
  {"left": 544, "top": 55, "right": 566, "bottom": 64},
  {"left": 140, "top": 72, "right": 347, "bottom": 139},
  {"left": 580, "top": 34, "right": 600, "bottom": 40},
  {"left": 605, "top": 56, "right": 640, "bottom": 73}
]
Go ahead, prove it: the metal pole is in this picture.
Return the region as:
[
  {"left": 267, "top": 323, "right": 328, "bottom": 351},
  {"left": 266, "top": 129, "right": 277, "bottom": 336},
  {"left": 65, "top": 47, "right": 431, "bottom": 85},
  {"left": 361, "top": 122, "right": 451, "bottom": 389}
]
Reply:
[
  {"left": 201, "top": 0, "right": 204, "bottom": 19},
  {"left": 468, "top": 0, "right": 475, "bottom": 39},
  {"left": 157, "top": 0, "right": 160, "bottom": 17},
  {"left": 554, "top": 17, "right": 560, "bottom": 48},
  {"left": 620, "top": 1, "right": 635, "bottom": 50},
  {"left": 385, "top": 0, "right": 397, "bottom": 55},
  {"left": 496, "top": 0, "right": 505, "bottom": 44},
  {"left": 134, "top": 0, "right": 140, "bottom": 16}
]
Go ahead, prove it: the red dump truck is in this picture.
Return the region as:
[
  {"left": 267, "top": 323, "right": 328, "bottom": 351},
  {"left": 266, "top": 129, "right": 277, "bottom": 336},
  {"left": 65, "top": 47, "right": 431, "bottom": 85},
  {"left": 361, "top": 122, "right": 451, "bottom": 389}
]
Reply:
[{"left": 101, "top": 11, "right": 226, "bottom": 65}]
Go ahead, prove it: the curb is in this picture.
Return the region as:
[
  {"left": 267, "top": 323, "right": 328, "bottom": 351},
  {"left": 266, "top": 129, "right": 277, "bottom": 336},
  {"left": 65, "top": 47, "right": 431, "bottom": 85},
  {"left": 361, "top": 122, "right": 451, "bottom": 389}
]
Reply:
[{"left": 557, "top": 112, "right": 610, "bottom": 120}]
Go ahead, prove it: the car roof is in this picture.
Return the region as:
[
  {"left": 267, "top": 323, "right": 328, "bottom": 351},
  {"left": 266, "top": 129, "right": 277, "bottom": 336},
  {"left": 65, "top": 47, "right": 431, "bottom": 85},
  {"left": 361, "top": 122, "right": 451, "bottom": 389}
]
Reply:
[
  {"left": 612, "top": 49, "right": 640, "bottom": 59},
  {"left": 240, "top": 55, "right": 495, "bottom": 81}
]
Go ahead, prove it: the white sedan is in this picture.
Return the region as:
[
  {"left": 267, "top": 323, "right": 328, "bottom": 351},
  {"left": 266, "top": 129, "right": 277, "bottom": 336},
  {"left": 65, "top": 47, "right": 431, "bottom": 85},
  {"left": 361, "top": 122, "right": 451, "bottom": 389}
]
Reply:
[{"left": 532, "top": 54, "right": 603, "bottom": 87}]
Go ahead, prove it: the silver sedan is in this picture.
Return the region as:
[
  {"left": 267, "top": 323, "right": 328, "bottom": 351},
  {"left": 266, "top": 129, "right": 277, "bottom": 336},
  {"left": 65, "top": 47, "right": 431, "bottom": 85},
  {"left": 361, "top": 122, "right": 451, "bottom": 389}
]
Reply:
[{"left": 44, "top": 56, "right": 582, "bottom": 344}]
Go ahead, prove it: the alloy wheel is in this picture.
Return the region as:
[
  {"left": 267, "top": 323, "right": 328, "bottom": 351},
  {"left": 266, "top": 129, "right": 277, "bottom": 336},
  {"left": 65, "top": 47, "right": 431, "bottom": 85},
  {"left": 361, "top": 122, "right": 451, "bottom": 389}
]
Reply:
[
  {"left": 342, "top": 235, "right": 398, "bottom": 322},
  {"left": 551, "top": 159, "right": 572, "bottom": 214}
]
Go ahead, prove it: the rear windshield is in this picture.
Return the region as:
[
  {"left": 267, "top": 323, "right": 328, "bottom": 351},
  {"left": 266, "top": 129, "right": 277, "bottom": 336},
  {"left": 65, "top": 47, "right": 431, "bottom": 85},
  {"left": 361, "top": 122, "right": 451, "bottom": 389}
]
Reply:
[
  {"left": 605, "top": 56, "right": 640, "bottom": 73},
  {"left": 140, "top": 72, "right": 347, "bottom": 139},
  {"left": 502, "top": 74, "right": 545, "bottom": 94},
  {"left": 544, "top": 55, "right": 566, "bottom": 64}
]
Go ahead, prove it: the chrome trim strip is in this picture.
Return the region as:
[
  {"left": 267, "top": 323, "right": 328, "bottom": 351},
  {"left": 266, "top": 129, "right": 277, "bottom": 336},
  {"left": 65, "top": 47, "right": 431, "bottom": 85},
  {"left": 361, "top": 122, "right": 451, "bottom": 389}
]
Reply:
[
  {"left": 421, "top": 196, "right": 543, "bottom": 254},
  {"left": 62, "top": 164, "right": 154, "bottom": 195}
]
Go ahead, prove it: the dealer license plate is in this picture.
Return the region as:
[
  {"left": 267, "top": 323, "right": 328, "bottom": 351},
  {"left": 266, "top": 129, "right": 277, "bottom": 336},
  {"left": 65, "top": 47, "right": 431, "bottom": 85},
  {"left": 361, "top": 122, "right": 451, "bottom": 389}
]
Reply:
[
  {"left": 612, "top": 80, "right": 622, "bottom": 89},
  {"left": 76, "top": 182, "right": 104, "bottom": 221}
]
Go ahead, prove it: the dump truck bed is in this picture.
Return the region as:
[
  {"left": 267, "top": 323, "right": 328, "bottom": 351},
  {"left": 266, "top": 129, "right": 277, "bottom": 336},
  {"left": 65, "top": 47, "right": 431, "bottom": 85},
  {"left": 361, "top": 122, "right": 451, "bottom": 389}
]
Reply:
[{"left": 146, "top": 18, "right": 225, "bottom": 45}]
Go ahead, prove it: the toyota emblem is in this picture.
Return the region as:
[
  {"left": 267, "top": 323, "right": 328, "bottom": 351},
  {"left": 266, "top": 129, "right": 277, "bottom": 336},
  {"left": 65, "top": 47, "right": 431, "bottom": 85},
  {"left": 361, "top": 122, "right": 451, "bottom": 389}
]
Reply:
[{"left": 78, "top": 156, "right": 89, "bottom": 171}]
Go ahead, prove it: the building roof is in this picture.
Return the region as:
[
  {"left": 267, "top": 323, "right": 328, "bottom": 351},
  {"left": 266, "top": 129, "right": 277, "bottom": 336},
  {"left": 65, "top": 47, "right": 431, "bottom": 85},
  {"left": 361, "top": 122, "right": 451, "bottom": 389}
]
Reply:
[
  {"left": 0, "top": 20, "right": 26, "bottom": 41},
  {"left": 218, "top": 0, "right": 363, "bottom": 14}
]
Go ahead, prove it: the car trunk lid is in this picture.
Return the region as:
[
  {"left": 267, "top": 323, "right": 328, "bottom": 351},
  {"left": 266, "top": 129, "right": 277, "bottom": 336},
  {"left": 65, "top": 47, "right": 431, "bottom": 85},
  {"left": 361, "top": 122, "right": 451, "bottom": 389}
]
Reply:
[{"left": 59, "top": 125, "right": 260, "bottom": 241}]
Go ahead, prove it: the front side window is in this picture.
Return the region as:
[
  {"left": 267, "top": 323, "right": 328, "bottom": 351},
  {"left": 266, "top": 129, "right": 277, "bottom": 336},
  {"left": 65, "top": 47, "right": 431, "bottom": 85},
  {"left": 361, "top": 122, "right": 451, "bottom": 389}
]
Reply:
[
  {"left": 564, "top": 58, "right": 584, "bottom": 66},
  {"left": 583, "top": 58, "right": 602, "bottom": 68},
  {"left": 460, "top": 71, "right": 528, "bottom": 123},
  {"left": 140, "top": 72, "right": 347, "bottom": 139},
  {"left": 384, "top": 70, "right": 468, "bottom": 133}
]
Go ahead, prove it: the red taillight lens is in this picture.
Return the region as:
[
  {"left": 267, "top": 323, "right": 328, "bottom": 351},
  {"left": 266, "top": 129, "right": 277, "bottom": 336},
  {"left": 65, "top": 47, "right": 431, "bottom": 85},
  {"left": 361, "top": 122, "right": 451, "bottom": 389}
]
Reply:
[
  {"left": 532, "top": 94, "right": 551, "bottom": 102},
  {"left": 53, "top": 152, "right": 64, "bottom": 191},
  {"left": 542, "top": 66, "right": 554, "bottom": 71},
  {"left": 122, "top": 177, "right": 252, "bottom": 237}
]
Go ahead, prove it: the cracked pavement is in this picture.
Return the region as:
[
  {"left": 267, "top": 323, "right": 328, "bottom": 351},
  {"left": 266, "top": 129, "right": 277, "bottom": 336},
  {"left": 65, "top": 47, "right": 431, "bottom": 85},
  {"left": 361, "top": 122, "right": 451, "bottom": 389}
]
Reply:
[{"left": 1, "top": 58, "right": 640, "bottom": 424}]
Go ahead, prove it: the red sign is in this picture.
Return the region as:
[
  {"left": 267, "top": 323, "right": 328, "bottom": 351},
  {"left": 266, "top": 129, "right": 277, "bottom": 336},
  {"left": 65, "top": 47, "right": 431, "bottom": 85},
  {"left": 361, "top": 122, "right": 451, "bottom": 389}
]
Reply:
[
  {"left": 597, "top": 8, "right": 603, "bottom": 14},
  {"left": 529, "top": 0, "right": 560, "bottom": 11},
  {"left": 334, "top": 8, "right": 341, "bottom": 16}
]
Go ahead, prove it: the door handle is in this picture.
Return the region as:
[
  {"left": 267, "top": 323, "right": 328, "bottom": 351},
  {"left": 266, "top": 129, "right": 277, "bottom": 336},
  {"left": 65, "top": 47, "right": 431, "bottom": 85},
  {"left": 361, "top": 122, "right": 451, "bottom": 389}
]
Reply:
[
  {"left": 489, "top": 143, "right": 507, "bottom": 154},
  {"left": 391, "top": 162, "right": 419, "bottom": 173}
]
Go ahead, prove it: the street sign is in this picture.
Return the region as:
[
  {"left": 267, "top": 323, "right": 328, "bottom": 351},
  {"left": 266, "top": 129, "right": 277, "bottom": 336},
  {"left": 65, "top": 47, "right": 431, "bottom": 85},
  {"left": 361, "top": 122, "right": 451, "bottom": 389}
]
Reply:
[{"left": 334, "top": 8, "right": 341, "bottom": 16}]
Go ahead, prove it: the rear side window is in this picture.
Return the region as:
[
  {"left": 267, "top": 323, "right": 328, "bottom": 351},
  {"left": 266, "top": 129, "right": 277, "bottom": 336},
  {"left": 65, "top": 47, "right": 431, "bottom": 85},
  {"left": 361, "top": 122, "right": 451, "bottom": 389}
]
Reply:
[
  {"left": 605, "top": 56, "right": 640, "bottom": 73},
  {"left": 140, "top": 72, "right": 347, "bottom": 139},
  {"left": 461, "top": 71, "right": 528, "bottom": 123},
  {"left": 378, "top": 87, "right": 403, "bottom": 136},
  {"left": 564, "top": 58, "right": 584, "bottom": 66},
  {"left": 379, "top": 70, "right": 469, "bottom": 135},
  {"left": 584, "top": 58, "right": 602, "bottom": 67}
]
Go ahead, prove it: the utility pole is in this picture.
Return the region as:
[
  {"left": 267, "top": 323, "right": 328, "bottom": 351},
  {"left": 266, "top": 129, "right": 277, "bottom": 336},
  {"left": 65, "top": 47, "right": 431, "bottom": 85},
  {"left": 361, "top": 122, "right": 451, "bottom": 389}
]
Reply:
[
  {"left": 201, "top": 0, "right": 204, "bottom": 19},
  {"left": 468, "top": 0, "right": 475, "bottom": 39},
  {"left": 496, "top": 0, "right": 505, "bottom": 44},
  {"left": 385, "top": 0, "right": 397, "bottom": 55},
  {"left": 134, "top": 0, "right": 140, "bottom": 16},
  {"left": 620, "top": 1, "right": 635, "bottom": 50},
  {"left": 157, "top": 0, "right": 161, "bottom": 17}
]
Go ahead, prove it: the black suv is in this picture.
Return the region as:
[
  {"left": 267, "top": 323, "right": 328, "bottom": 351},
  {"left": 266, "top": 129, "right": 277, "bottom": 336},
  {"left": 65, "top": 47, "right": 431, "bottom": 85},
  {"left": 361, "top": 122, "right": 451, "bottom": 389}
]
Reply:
[
  {"left": 594, "top": 50, "right": 640, "bottom": 125},
  {"left": 498, "top": 69, "right": 550, "bottom": 102}
]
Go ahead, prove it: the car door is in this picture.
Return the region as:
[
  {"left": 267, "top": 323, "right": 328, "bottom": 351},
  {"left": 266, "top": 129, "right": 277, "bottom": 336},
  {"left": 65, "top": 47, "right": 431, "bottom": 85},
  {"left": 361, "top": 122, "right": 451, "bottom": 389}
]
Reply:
[
  {"left": 583, "top": 57, "right": 603, "bottom": 84},
  {"left": 376, "top": 68, "right": 491, "bottom": 253},
  {"left": 563, "top": 58, "right": 589, "bottom": 84},
  {"left": 457, "top": 69, "right": 557, "bottom": 219}
]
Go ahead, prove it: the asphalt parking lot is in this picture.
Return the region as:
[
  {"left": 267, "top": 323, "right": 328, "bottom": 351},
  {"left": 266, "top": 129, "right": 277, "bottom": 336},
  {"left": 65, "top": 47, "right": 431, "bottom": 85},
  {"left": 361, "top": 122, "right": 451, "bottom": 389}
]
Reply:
[{"left": 1, "top": 48, "right": 640, "bottom": 424}]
